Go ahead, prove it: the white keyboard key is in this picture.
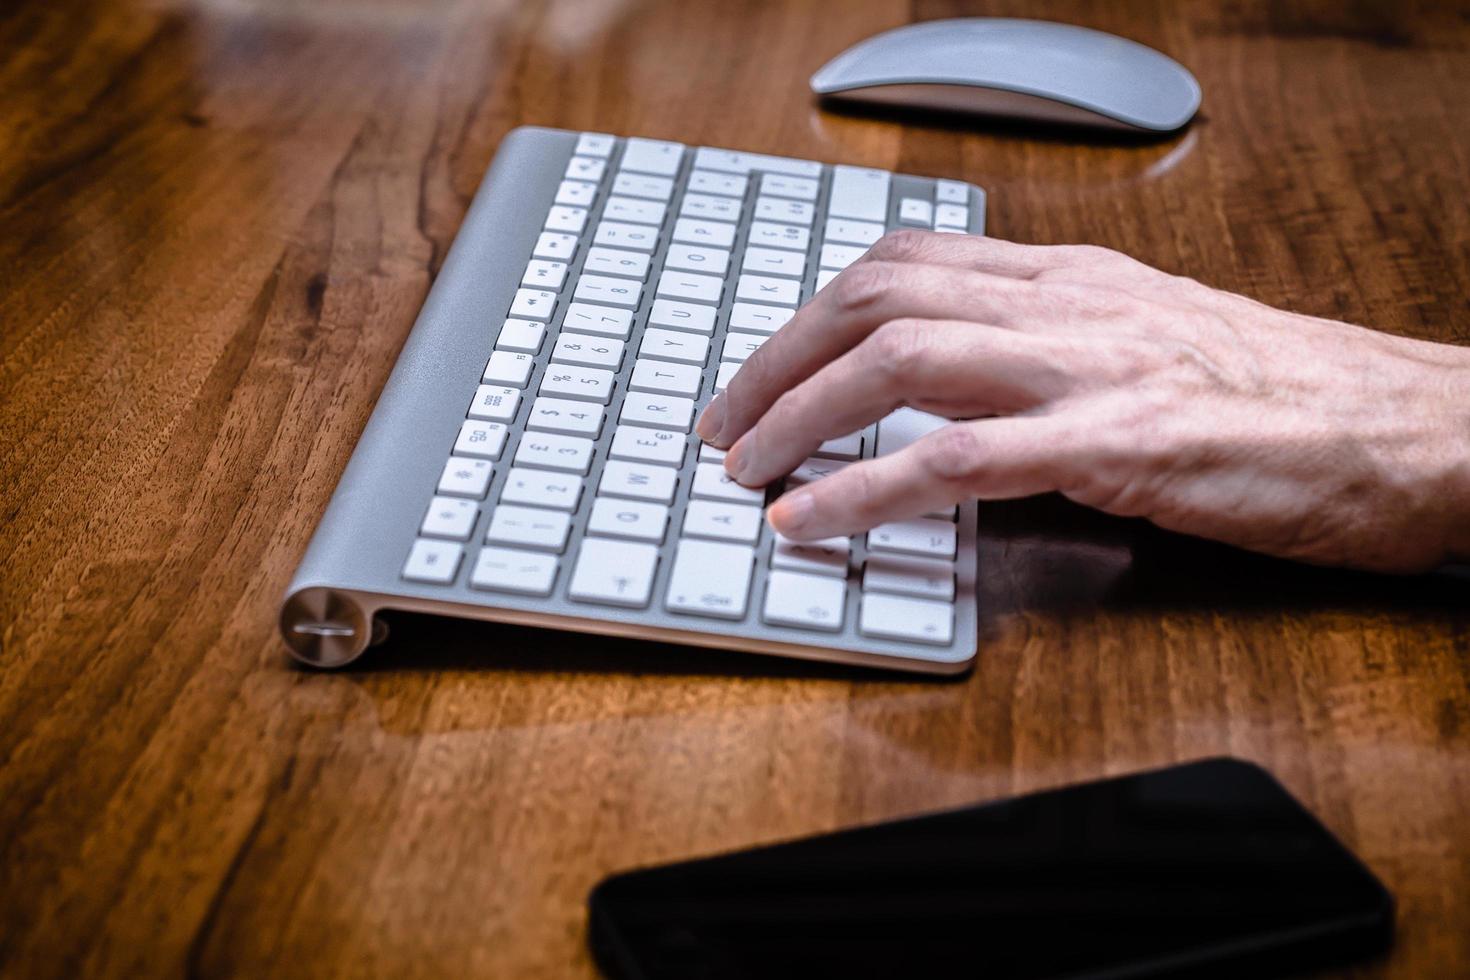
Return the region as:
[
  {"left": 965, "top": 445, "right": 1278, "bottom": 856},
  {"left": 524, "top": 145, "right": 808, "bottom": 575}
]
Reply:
[
  {"left": 687, "top": 170, "right": 747, "bottom": 197},
  {"left": 576, "top": 132, "right": 615, "bottom": 157},
  {"left": 863, "top": 555, "right": 955, "bottom": 601},
  {"left": 454, "top": 419, "right": 509, "bottom": 459},
  {"left": 610, "top": 424, "right": 687, "bottom": 466},
  {"left": 604, "top": 195, "right": 667, "bottom": 225},
  {"left": 672, "top": 217, "right": 736, "bottom": 249},
  {"left": 664, "top": 539, "right": 755, "bottom": 619},
  {"left": 860, "top": 593, "right": 953, "bottom": 645},
  {"left": 620, "top": 137, "right": 684, "bottom": 176},
  {"left": 681, "top": 193, "right": 743, "bottom": 222},
  {"left": 486, "top": 504, "right": 572, "bottom": 552},
  {"left": 483, "top": 350, "right": 535, "bottom": 387},
  {"left": 762, "top": 570, "right": 846, "bottom": 632},
  {"left": 586, "top": 498, "right": 669, "bottom": 543},
  {"left": 568, "top": 538, "right": 659, "bottom": 607},
  {"left": 656, "top": 269, "right": 724, "bottom": 304},
  {"left": 629, "top": 358, "right": 702, "bottom": 397},
  {"left": 747, "top": 221, "right": 810, "bottom": 251},
  {"left": 496, "top": 317, "right": 545, "bottom": 353},
  {"left": 721, "top": 331, "right": 767, "bottom": 363},
  {"left": 583, "top": 246, "right": 650, "bottom": 280},
  {"left": 640, "top": 327, "right": 710, "bottom": 365},
  {"left": 693, "top": 147, "right": 822, "bottom": 178},
  {"left": 770, "top": 532, "right": 849, "bottom": 577},
  {"left": 683, "top": 500, "right": 762, "bottom": 543},
  {"left": 936, "top": 179, "right": 968, "bottom": 204},
  {"left": 899, "top": 198, "right": 933, "bottom": 226},
  {"left": 510, "top": 288, "right": 557, "bottom": 321},
  {"left": 828, "top": 165, "right": 890, "bottom": 222},
  {"left": 620, "top": 391, "right": 695, "bottom": 431},
  {"left": 816, "top": 431, "right": 864, "bottom": 460},
  {"left": 545, "top": 205, "right": 588, "bottom": 233},
  {"left": 553, "top": 332, "right": 624, "bottom": 370},
  {"left": 665, "top": 243, "right": 730, "bottom": 276},
  {"left": 692, "top": 461, "right": 764, "bottom": 504},
  {"left": 867, "top": 517, "right": 957, "bottom": 559},
  {"left": 534, "top": 231, "right": 578, "bottom": 261},
  {"left": 728, "top": 302, "right": 793, "bottom": 334},
  {"left": 786, "top": 456, "right": 848, "bottom": 486},
  {"left": 514, "top": 432, "right": 596, "bottom": 474},
  {"left": 816, "top": 269, "right": 839, "bottom": 292},
  {"left": 563, "top": 302, "right": 633, "bottom": 339},
  {"left": 613, "top": 171, "right": 674, "bottom": 200},
  {"left": 437, "top": 457, "right": 493, "bottom": 498},
  {"left": 527, "top": 396, "right": 604, "bottom": 436},
  {"left": 714, "top": 361, "right": 740, "bottom": 391},
  {"left": 539, "top": 365, "right": 615, "bottom": 403},
  {"left": 736, "top": 274, "right": 800, "bottom": 306},
  {"left": 594, "top": 221, "right": 660, "bottom": 252},
  {"left": 555, "top": 180, "right": 596, "bottom": 207},
  {"left": 499, "top": 466, "right": 583, "bottom": 511},
  {"left": 599, "top": 460, "right": 678, "bottom": 503},
  {"left": 935, "top": 203, "right": 969, "bottom": 230},
  {"left": 761, "top": 173, "right": 819, "bottom": 201},
  {"left": 565, "top": 156, "right": 606, "bottom": 182},
  {"left": 649, "top": 299, "right": 716, "bottom": 335},
  {"left": 876, "top": 407, "right": 947, "bottom": 457},
  {"left": 824, "top": 217, "right": 885, "bottom": 246},
  {"left": 467, "top": 384, "right": 521, "bottom": 422},
  {"left": 755, "top": 196, "right": 815, "bottom": 225},
  {"left": 574, "top": 273, "right": 642, "bottom": 308},
  {"left": 471, "top": 547, "right": 558, "bottom": 596},
  {"left": 742, "top": 246, "right": 805, "bottom": 278},
  {"left": 403, "top": 539, "right": 463, "bottom": 584},
  {"left": 421, "top": 495, "right": 477, "bottom": 540},
  {"left": 522, "top": 258, "right": 567, "bottom": 291},
  {"left": 933, "top": 227, "right": 965, "bottom": 235},
  {"left": 668, "top": 246, "right": 732, "bottom": 286},
  {"left": 819, "top": 242, "right": 866, "bottom": 270},
  {"left": 700, "top": 442, "right": 727, "bottom": 461}
]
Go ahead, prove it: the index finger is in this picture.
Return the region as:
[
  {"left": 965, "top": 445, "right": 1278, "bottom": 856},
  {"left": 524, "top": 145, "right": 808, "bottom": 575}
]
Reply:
[{"left": 697, "top": 260, "right": 1041, "bottom": 449}]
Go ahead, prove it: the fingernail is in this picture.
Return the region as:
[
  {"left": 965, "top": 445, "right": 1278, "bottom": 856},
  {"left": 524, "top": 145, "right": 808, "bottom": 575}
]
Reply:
[
  {"left": 696, "top": 395, "right": 725, "bottom": 442},
  {"left": 770, "top": 490, "right": 815, "bottom": 534}
]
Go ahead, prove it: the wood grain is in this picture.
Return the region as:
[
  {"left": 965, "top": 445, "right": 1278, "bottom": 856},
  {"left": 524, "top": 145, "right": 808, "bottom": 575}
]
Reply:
[{"left": 2, "top": 0, "right": 1468, "bottom": 976}]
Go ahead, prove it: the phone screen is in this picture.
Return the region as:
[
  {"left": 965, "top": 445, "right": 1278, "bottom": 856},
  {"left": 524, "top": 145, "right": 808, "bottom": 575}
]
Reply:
[{"left": 588, "top": 758, "right": 1392, "bottom": 979}]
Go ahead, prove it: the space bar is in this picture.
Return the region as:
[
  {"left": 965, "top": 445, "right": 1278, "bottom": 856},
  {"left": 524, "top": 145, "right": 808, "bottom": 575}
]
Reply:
[{"left": 693, "top": 147, "right": 823, "bottom": 178}]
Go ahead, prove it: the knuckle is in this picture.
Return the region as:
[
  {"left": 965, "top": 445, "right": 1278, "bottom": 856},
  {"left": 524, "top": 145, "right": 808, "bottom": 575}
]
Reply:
[
  {"left": 869, "top": 319, "right": 931, "bottom": 384},
  {"left": 831, "top": 261, "right": 898, "bottom": 313},
  {"left": 922, "top": 424, "right": 983, "bottom": 485},
  {"left": 868, "top": 228, "right": 930, "bottom": 262}
]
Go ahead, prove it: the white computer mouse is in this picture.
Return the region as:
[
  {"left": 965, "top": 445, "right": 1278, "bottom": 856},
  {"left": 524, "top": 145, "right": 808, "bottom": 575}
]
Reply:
[{"left": 810, "top": 18, "right": 1201, "bottom": 133}]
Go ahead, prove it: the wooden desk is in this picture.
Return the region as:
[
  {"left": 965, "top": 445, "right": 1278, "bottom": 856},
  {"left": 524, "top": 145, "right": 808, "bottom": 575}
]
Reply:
[{"left": 3, "top": 0, "right": 1467, "bottom": 975}]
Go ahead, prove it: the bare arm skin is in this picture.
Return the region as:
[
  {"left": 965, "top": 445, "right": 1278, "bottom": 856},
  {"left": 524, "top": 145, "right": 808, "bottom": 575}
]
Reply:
[{"left": 696, "top": 231, "right": 1470, "bottom": 573}]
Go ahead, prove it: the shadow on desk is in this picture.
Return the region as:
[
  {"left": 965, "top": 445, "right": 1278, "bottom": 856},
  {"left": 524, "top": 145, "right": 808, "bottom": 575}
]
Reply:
[
  {"left": 343, "top": 494, "right": 1466, "bottom": 681},
  {"left": 982, "top": 493, "right": 1470, "bottom": 619}
]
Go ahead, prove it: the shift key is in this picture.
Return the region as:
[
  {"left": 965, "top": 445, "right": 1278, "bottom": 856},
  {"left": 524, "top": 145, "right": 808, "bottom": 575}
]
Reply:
[{"left": 867, "top": 517, "right": 956, "bottom": 560}]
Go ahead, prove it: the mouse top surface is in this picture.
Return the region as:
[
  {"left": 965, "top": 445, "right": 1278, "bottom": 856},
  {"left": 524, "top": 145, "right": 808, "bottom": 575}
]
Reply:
[{"left": 811, "top": 18, "right": 1201, "bottom": 132}]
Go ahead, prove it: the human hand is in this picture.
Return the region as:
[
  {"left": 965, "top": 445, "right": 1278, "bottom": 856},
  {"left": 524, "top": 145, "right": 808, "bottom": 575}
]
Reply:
[{"left": 696, "top": 232, "right": 1470, "bottom": 573}]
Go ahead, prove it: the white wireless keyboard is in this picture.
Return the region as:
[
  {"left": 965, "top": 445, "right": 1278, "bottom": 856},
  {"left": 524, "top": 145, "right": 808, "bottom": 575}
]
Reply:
[{"left": 279, "top": 127, "right": 985, "bottom": 673}]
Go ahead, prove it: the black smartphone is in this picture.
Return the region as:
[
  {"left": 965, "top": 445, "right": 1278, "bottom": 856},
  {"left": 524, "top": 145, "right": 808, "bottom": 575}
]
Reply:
[{"left": 588, "top": 758, "right": 1393, "bottom": 979}]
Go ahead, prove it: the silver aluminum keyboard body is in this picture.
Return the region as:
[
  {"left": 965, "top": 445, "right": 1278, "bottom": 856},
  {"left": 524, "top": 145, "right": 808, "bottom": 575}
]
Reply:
[{"left": 280, "top": 126, "right": 985, "bottom": 673}]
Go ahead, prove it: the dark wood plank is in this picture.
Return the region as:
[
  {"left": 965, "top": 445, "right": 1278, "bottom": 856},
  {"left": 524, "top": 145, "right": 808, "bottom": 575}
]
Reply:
[{"left": 1, "top": 0, "right": 1467, "bottom": 976}]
